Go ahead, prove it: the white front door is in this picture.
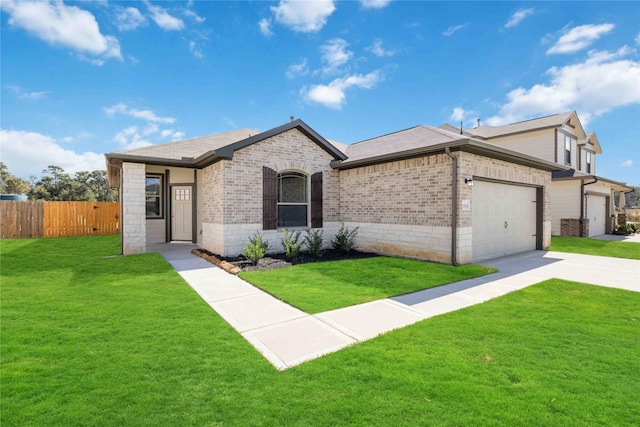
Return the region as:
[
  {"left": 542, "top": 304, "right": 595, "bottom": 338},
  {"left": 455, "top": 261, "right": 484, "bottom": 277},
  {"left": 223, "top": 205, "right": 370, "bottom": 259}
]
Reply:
[
  {"left": 472, "top": 181, "right": 538, "bottom": 262},
  {"left": 171, "top": 186, "right": 192, "bottom": 241},
  {"left": 587, "top": 195, "right": 606, "bottom": 237}
]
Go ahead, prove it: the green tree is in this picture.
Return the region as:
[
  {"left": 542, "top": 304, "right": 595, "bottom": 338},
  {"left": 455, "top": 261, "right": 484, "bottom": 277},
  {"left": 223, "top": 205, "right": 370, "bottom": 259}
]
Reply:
[{"left": 0, "top": 162, "right": 31, "bottom": 195}]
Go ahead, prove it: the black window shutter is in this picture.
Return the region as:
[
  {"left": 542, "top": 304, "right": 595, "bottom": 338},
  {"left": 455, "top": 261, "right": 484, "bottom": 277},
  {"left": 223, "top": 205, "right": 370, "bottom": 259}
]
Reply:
[
  {"left": 263, "top": 167, "right": 277, "bottom": 230},
  {"left": 310, "top": 172, "right": 323, "bottom": 228}
]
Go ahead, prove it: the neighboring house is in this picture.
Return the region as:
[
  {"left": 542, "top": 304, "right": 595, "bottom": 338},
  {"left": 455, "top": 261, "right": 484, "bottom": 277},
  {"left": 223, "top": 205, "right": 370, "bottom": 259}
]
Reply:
[
  {"left": 461, "top": 111, "right": 631, "bottom": 237},
  {"left": 106, "top": 119, "right": 564, "bottom": 264}
]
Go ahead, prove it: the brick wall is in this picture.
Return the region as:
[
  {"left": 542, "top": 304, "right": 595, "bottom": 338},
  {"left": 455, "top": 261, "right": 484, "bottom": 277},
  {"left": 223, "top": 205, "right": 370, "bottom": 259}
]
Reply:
[
  {"left": 121, "top": 162, "right": 146, "bottom": 255},
  {"left": 561, "top": 218, "right": 589, "bottom": 237},
  {"left": 199, "top": 128, "right": 340, "bottom": 256}
]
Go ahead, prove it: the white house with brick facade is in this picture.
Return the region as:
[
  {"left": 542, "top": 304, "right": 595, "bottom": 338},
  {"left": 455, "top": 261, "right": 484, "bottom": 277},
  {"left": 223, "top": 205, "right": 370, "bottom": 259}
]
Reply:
[
  {"left": 106, "top": 119, "right": 565, "bottom": 264},
  {"left": 461, "top": 111, "right": 631, "bottom": 238}
]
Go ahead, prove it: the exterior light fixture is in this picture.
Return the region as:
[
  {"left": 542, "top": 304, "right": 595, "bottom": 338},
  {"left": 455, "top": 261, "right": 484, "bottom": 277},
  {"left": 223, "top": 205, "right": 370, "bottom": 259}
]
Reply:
[{"left": 465, "top": 178, "right": 474, "bottom": 187}]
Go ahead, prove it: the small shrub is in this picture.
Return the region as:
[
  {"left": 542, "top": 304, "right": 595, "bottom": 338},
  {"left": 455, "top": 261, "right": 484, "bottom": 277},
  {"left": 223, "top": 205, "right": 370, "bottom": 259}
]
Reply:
[
  {"left": 305, "top": 229, "right": 324, "bottom": 258},
  {"left": 331, "top": 223, "right": 359, "bottom": 254},
  {"left": 282, "top": 228, "right": 303, "bottom": 260},
  {"left": 243, "top": 233, "right": 269, "bottom": 265},
  {"left": 614, "top": 224, "right": 634, "bottom": 235}
]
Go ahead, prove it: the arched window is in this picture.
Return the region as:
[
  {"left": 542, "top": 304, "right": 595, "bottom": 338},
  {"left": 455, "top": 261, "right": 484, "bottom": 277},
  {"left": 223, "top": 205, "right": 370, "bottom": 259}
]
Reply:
[{"left": 277, "top": 171, "right": 307, "bottom": 227}]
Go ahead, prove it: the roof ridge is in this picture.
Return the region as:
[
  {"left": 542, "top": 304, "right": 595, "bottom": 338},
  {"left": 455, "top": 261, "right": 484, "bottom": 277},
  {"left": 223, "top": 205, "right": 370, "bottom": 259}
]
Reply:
[{"left": 350, "top": 125, "right": 423, "bottom": 146}]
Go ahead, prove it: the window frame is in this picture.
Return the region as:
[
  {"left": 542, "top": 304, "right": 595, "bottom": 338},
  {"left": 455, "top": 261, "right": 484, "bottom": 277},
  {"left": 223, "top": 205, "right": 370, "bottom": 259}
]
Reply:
[
  {"left": 145, "top": 174, "right": 164, "bottom": 219},
  {"left": 564, "top": 135, "right": 572, "bottom": 165},
  {"left": 586, "top": 151, "right": 592, "bottom": 174},
  {"left": 276, "top": 171, "right": 308, "bottom": 228}
]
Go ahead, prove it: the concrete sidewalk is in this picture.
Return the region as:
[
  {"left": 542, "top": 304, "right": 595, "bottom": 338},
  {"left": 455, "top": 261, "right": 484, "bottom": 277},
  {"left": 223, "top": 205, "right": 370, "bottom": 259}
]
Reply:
[{"left": 153, "top": 244, "right": 640, "bottom": 370}]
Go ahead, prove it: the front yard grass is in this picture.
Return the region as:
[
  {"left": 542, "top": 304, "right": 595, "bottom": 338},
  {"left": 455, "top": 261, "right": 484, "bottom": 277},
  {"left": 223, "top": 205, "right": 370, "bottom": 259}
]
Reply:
[
  {"left": 2, "top": 235, "right": 639, "bottom": 426},
  {"left": 549, "top": 236, "right": 640, "bottom": 260},
  {"left": 239, "top": 257, "right": 496, "bottom": 313}
]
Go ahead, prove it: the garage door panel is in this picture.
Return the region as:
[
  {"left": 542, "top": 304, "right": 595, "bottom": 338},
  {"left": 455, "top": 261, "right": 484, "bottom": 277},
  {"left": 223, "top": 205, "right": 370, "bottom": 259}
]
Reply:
[{"left": 473, "top": 181, "right": 537, "bottom": 262}]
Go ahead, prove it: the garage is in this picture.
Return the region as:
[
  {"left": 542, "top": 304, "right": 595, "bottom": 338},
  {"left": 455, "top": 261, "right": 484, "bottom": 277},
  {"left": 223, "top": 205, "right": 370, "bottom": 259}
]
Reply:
[
  {"left": 472, "top": 180, "right": 538, "bottom": 262},
  {"left": 586, "top": 194, "right": 607, "bottom": 237}
]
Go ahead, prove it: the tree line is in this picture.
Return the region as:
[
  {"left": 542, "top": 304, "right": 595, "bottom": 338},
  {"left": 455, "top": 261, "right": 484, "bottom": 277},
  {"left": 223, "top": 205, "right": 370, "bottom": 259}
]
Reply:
[{"left": 0, "top": 163, "right": 118, "bottom": 202}]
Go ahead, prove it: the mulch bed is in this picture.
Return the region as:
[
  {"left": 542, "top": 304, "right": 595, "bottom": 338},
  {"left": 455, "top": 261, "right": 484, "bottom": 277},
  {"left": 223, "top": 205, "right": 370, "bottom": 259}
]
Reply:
[{"left": 191, "top": 248, "right": 378, "bottom": 274}]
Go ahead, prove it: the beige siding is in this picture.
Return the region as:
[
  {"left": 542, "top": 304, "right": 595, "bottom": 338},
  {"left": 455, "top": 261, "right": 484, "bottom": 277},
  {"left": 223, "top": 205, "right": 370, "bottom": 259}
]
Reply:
[
  {"left": 550, "top": 180, "right": 580, "bottom": 235},
  {"left": 146, "top": 219, "right": 165, "bottom": 245},
  {"left": 483, "top": 129, "right": 556, "bottom": 163}
]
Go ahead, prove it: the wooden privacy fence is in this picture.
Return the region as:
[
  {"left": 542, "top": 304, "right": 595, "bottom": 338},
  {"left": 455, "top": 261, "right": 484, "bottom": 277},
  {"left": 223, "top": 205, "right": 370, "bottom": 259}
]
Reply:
[{"left": 1, "top": 201, "right": 120, "bottom": 239}]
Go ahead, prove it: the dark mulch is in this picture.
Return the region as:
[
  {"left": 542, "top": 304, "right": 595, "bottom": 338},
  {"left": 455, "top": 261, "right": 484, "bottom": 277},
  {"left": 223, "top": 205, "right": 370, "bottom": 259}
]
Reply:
[{"left": 197, "top": 248, "right": 379, "bottom": 272}]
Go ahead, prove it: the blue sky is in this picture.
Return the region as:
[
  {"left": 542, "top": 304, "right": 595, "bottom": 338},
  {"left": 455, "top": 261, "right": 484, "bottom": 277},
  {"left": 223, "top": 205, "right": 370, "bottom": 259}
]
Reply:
[{"left": 1, "top": 0, "right": 639, "bottom": 185}]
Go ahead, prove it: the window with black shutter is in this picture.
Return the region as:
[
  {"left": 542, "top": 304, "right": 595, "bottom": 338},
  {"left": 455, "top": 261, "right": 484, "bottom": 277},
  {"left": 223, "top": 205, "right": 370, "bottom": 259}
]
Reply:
[{"left": 262, "top": 167, "right": 277, "bottom": 230}]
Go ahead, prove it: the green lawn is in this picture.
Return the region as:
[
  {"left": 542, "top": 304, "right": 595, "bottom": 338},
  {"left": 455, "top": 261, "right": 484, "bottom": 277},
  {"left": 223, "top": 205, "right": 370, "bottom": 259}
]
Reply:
[
  {"left": 549, "top": 236, "right": 640, "bottom": 260},
  {"left": 2, "top": 236, "right": 639, "bottom": 426},
  {"left": 239, "top": 257, "right": 496, "bottom": 313}
]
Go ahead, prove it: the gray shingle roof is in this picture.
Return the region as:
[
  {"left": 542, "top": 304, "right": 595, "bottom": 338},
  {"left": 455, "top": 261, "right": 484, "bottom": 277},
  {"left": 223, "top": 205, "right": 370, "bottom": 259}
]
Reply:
[
  {"left": 341, "top": 125, "right": 466, "bottom": 164},
  {"left": 465, "top": 111, "right": 575, "bottom": 139},
  {"left": 114, "top": 128, "right": 260, "bottom": 161}
]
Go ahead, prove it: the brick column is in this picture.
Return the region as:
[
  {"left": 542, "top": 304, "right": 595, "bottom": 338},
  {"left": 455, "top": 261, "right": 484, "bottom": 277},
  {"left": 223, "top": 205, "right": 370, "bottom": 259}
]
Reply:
[{"left": 122, "top": 162, "right": 146, "bottom": 254}]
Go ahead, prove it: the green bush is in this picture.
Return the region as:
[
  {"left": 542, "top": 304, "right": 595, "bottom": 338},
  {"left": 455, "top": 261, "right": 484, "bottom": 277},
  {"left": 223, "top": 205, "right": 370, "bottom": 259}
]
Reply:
[
  {"left": 243, "top": 233, "right": 269, "bottom": 265},
  {"left": 614, "top": 224, "right": 634, "bottom": 235},
  {"left": 331, "top": 223, "right": 359, "bottom": 254},
  {"left": 282, "top": 228, "right": 303, "bottom": 260},
  {"left": 304, "top": 229, "right": 324, "bottom": 258}
]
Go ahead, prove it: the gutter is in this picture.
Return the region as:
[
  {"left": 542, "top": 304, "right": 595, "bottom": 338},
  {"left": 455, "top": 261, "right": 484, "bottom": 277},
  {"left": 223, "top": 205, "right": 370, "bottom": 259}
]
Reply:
[
  {"left": 444, "top": 147, "right": 459, "bottom": 266},
  {"left": 580, "top": 177, "right": 598, "bottom": 237}
]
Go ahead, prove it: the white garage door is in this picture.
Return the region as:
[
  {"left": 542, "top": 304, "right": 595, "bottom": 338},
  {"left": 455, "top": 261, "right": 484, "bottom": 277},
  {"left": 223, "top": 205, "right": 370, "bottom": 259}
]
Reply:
[
  {"left": 473, "top": 181, "right": 537, "bottom": 262},
  {"left": 586, "top": 195, "right": 606, "bottom": 237}
]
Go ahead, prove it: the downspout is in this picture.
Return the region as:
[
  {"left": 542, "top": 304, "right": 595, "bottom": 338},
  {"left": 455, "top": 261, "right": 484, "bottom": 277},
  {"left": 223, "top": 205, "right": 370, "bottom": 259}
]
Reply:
[
  {"left": 444, "top": 147, "right": 459, "bottom": 266},
  {"left": 580, "top": 177, "right": 598, "bottom": 237}
]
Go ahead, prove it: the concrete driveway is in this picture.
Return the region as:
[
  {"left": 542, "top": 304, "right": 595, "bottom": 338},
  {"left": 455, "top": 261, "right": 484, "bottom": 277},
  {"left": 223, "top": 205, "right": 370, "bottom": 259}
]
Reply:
[{"left": 154, "top": 244, "right": 640, "bottom": 370}]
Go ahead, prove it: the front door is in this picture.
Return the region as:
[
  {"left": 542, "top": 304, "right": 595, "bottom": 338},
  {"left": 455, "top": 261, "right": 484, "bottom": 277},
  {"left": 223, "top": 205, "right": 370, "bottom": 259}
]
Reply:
[{"left": 171, "top": 185, "right": 193, "bottom": 241}]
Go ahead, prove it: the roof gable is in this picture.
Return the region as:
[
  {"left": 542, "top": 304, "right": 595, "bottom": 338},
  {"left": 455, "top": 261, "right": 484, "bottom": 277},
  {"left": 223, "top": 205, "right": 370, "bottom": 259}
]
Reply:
[
  {"left": 106, "top": 119, "right": 346, "bottom": 167},
  {"left": 579, "top": 132, "right": 603, "bottom": 154},
  {"left": 464, "top": 111, "right": 587, "bottom": 139}
]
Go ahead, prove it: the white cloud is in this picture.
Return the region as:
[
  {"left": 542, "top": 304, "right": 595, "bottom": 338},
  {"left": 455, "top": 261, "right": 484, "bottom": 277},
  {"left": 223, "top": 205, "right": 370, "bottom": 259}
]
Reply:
[
  {"left": 145, "top": 0, "right": 184, "bottom": 31},
  {"left": 504, "top": 8, "right": 535, "bottom": 29},
  {"left": 443, "top": 24, "right": 467, "bottom": 37},
  {"left": 485, "top": 47, "right": 640, "bottom": 126},
  {"left": 359, "top": 0, "right": 392, "bottom": 9},
  {"left": 189, "top": 41, "right": 203, "bottom": 59},
  {"left": 547, "top": 23, "right": 615, "bottom": 55},
  {"left": 270, "top": 0, "right": 335, "bottom": 33},
  {"left": 636, "top": 33, "right": 640, "bottom": 45},
  {"left": 113, "top": 125, "right": 153, "bottom": 150},
  {"left": 114, "top": 6, "right": 147, "bottom": 31},
  {"left": 449, "top": 108, "right": 465, "bottom": 122},
  {"left": 286, "top": 59, "right": 309, "bottom": 79},
  {"left": 160, "top": 130, "right": 185, "bottom": 140},
  {"left": 0, "top": 0, "right": 122, "bottom": 62},
  {"left": 0, "top": 129, "right": 105, "bottom": 179},
  {"left": 7, "top": 85, "right": 49, "bottom": 100},
  {"left": 367, "top": 39, "right": 395, "bottom": 57},
  {"left": 303, "top": 70, "right": 383, "bottom": 109},
  {"left": 319, "top": 38, "right": 353, "bottom": 75},
  {"left": 621, "top": 160, "right": 634, "bottom": 167},
  {"left": 258, "top": 18, "right": 273, "bottom": 36},
  {"left": 183, "top": 9, "right": 205, "bottom": 24},
  {"left": 104, "top": 103, "right": 175, "bottom": 124}
]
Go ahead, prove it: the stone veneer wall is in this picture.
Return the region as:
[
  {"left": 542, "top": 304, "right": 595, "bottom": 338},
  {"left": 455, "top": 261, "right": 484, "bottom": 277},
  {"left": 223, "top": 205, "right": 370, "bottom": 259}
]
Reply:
[
  {"left": 561, "top": 218, "right": 588, "bottom": 237},
  {"left": 121, "top": 162, "right": 146, "bottom": 255},
  {"left": 199, "top": 128, "right": 340, "bottom": 256}
]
